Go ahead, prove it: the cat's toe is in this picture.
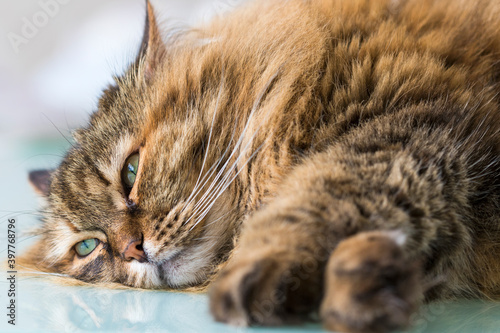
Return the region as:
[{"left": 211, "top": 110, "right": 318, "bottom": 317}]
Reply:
[
  {"left": 321, "top": 289, "right": 413, "bottom": 333},
  {"left": 209, "top": 259, "right": 265, "bottom": 326},
  {"left": 320, "top": 231, "right": 423, "bottom": 333},
  {"left": 209, "top": 249, "right": 322, "bottom": 326}
]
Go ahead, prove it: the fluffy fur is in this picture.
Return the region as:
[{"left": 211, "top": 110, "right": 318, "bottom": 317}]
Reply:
[{"left": 22, "top": 0, "right": 500, "bottom": 332}]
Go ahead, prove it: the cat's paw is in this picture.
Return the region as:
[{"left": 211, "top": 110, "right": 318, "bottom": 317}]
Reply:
[
  {"left": 320, "top": 231, "right": 422, "bottom": 333},
  {"left": 209, "top": 249, "right": 322, "bottom": 326}
]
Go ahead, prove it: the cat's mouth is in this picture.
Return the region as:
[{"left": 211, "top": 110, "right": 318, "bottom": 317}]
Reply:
[{"left": 134, "top": 242, "right": 188, "bottom": 287}]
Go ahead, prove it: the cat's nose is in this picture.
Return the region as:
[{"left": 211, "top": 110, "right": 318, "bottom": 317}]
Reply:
[{"left": 122, "top": 239, "right": 148, "bottom": 263}]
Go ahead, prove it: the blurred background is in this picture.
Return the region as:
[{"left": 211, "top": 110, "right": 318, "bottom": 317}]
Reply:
[{"left": 0, "top": 0, "right": 243, "bottom": 142}]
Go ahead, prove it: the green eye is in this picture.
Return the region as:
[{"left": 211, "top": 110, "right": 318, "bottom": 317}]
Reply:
[
  {"left": 75, "top": 239, "right": 99, "bottom": 257},
  {"left": 122, "top": 153, "right": 140, "bottom": 189}
]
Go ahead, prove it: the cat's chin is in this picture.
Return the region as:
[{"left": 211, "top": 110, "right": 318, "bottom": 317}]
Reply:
[
  {"left": 158, "top": 244, "right": 214, "bottom": 289},
  {"left": 141, "top": 238, "right": 216, "bottom": 288}
]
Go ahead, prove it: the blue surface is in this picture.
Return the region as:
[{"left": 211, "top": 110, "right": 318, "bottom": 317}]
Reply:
[{"left": 1, "top": 139, "right": 500, "bottom": 332}]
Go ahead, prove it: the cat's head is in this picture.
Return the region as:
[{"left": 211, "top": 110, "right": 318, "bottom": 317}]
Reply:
[{"left": 21, "top": 2, "right": 242, "bottom": 289}]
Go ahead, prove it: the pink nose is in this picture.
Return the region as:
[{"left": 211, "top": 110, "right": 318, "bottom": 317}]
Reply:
[{"left": 122, "top": 239, "right": 148, "bottom": 263}]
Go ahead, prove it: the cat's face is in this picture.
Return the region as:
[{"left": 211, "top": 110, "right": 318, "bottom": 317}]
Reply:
[{"left": 22, "top": 3, "right": 241, "bottom": 289}]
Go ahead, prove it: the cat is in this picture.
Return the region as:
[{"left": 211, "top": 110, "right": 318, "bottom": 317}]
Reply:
[{"left": 21, "top": 0, "right": 500, "bottom": 332}]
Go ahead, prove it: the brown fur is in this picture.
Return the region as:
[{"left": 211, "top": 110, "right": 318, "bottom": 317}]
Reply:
[{"left": 22, "top": 0, "right": 500, "bottom": 331}]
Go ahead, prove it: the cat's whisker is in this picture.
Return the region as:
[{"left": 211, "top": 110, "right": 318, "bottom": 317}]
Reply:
[
  {"left": 187, "top": 135, "right": 263, "bottom": 228},
  {"left": 192, "top": 212, "right": 233, "bottom": 240},
  {"left": 185, "top": 128, "right": 248, "bottom": 222},
  {"left": 188, "top": 151, "right": 238, "bottom": 219},
  {"left": 182, "top": 154, "right": 225, "bottom": 211},
  {"left": 194, "top": 236, "right": 220, "bottom": 241},
  {"left": 189, "top": 143, "right": 265, "bottom": 231},
  {"left": 203, "top": 211, "right": 232, "bottom": 228},
  {"left": 185, "top": 70, "right": 281, "bottom": 225},
  {"left": 181, "top": 118, "right": 240, "bottom": 214},
  {"left": 0, "top": 234, "right": 43, "bottom": 255},
  {"left": 191, "top": 144, "right": 264, "bottom": 223},
  {"left": 189, "top": 136, "right": 263, "bottom": 227},
  {"left": 187, "top": 76, "right": 279, "bottom": 220},
  {"left": 186, "top": 126, "right": 260, "bottom": 225},
  {"left": 188, "top": 110, "right": 259, "bottom": 215},
  {"left": 184, "top": 149, "right": 235, "bottom": 220},
  {"left": 0, "top": 211, "right": 46, "bottom": 222},
  {"left": 41, "top": 112, "right": 75, "bottom": 149},
  {"left": 181, "top": 96, "right": 242, "bottom": 214},
  {"left": 182, "top": 77, "right": 225, "bottom": 211},
  {"left": 14, "top": 263, "right": 71, "bottom": 278}
]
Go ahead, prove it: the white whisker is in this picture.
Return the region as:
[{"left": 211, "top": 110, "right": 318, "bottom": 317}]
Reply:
[
  {"left": 188, "top": 124, "right": 263, "bottom": 224},
  {"left": 190, "top": 143, "right": 265, "bottom": 231},
  {"left": 204, "top": 210, "right": 232, "bottom": 228},
  {"left": 181, "top": 118, "right": 240, "bottom": 214},
  {"left": 15, "top": 264, "right": 71, "bottom": 278},
  {"left": 185, "top": 67, "right": 281, "bottom": 229},
  {"left": 187, "top": 84, "right": 277, "bottom": 223},
  {"left": 182, "top": 75, "right": 225, "bottom": 211}
]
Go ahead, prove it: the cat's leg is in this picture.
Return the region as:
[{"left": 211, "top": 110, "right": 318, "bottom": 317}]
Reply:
[
  {"left": 209, "top": 147, "right": 429, "bottom": 330},
  {"left": 320, "top": 230, "right": 422, "bottom": 333},
  {"left": 209, "top": 161, "right": 342, "bottom": 325},
  {"left": 210, "top": 110, "right": 497, "bottom": 330}
]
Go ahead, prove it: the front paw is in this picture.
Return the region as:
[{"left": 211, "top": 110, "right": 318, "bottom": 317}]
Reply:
[
  {"left": 320, "top": 231, "right": 422, "bottom": 333},
  {"left": 209, "top": 249, "right": 322, "bottom": 326}
]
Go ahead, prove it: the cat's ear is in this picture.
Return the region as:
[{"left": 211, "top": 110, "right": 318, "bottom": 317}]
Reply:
[
  {"left": 29, "top": 170, "right": 53, "bottom": 197},
  {"left": 137, "top": 0, "right": 166, "bottom": 82}
]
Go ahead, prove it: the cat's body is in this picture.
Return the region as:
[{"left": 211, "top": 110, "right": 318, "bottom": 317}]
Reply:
[{"left": 23, "top": 0, "right": 500, "bottom": 332}]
